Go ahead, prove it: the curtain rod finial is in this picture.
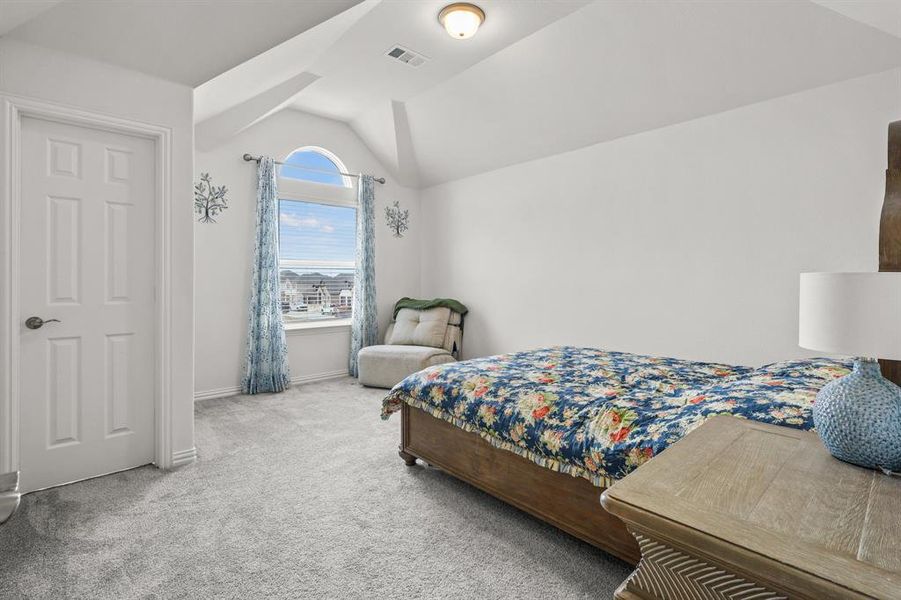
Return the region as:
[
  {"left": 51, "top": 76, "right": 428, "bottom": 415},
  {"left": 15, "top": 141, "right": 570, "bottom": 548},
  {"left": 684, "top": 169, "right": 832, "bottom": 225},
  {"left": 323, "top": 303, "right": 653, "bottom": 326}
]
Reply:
[{"left": 242, "top": 153, "right": 255, "bottom": 162}]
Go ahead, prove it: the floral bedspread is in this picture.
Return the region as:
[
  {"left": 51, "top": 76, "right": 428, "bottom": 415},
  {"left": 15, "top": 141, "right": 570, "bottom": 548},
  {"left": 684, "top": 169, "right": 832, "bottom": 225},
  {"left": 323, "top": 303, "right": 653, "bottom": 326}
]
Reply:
[{"left": 381, "top": 347, "right": 851, "bottom": 487}]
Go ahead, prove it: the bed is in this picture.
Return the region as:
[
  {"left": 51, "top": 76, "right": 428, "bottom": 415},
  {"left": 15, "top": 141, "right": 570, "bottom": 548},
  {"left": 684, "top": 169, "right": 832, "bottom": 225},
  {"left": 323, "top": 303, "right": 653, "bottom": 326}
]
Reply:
[
  {"left": 381, "top": 120, "right": 900, "bottom": 565},
  {"left": 381, "top": 346, "right": 851, "bottom": 564}
]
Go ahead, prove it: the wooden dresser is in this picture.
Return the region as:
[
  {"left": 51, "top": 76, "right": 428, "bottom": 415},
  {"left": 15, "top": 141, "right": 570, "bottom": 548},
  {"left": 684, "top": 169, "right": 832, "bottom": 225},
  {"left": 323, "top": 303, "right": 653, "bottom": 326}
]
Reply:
[{"left": 601, "top": 415, "right": 901, "bottom": 600}]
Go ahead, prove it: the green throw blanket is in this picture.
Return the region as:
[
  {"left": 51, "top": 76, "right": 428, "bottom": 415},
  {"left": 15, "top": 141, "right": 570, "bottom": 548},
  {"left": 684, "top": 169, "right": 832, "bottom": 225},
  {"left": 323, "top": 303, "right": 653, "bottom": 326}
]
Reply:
[{"left": 392, "top": 297, "right": 469, "bottom": 320}]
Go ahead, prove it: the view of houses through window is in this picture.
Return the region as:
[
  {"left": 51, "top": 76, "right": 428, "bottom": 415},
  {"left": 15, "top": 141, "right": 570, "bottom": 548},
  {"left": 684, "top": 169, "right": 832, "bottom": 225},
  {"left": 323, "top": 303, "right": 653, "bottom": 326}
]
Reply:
[
  {"left": 278, "top": 263, "right": 354, "bottom": 324},
  {"left": 278, "top": 148, "right": 356, "bottom": 325}
]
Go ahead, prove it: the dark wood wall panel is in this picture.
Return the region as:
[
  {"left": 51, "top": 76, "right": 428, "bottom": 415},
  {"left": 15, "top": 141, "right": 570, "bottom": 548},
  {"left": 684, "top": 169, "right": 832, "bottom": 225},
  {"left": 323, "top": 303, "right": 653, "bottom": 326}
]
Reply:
[{"left": 879, "top": 121, "right": 901, "bottom": 385}]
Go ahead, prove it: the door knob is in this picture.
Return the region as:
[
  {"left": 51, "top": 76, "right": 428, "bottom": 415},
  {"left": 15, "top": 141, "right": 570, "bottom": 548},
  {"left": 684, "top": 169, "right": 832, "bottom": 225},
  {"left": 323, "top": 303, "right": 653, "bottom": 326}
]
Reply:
[{"left": 25, "top": 317, "right": 60, "bottom": 330}]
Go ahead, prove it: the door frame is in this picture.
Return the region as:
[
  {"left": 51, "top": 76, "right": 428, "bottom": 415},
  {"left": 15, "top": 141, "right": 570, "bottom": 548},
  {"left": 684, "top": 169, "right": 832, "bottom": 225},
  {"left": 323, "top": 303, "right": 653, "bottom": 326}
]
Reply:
[{"left": 0, "top": 93, "right": 176, "bottom": 475}]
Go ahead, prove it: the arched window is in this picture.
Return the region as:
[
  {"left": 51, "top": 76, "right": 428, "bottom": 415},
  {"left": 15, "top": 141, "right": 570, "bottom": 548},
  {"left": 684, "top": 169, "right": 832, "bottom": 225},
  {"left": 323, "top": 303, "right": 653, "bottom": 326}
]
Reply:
[
  {"left": 280, "top": 146, "right": 352, "bottom": 187},
  {"left": 278, "top": 146, "right": 356, "bottom": 328}
]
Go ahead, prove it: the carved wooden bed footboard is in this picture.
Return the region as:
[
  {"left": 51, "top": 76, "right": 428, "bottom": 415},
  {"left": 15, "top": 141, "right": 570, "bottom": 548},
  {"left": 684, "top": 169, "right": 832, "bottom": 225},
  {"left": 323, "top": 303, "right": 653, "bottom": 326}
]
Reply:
[{"left": 398, "top": 403, "right": 641, "bottom": 565}]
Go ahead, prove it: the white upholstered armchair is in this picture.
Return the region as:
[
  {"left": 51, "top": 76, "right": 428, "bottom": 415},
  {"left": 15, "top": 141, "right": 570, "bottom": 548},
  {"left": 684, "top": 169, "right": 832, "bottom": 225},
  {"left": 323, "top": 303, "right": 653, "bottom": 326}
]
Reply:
[{"left": 357, "top": 305, "right": 464, "bottom": 389}]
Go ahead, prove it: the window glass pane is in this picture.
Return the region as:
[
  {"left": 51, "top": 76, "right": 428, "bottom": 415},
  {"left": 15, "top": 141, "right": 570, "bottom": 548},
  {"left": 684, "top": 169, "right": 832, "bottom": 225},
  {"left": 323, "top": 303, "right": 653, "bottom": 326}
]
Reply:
[
  {"left": 279, "top": 199, "right": 356, "bottom": 324},
  {"left": 280, "top": 150, "right": 345, "bottom": 186},
  {"left": 279, "top": 201, "right": 355, "bottom": 262}
]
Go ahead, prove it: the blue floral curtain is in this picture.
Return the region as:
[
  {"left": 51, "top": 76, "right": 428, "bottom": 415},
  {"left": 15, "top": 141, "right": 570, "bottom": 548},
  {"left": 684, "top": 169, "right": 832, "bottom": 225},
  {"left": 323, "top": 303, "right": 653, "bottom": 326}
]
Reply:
[
  {"left": 242, "top": 157, "right": 290, "bottom": 394},
  {"left": 350, "top": 175, "right": 378, "bottom": 376}
]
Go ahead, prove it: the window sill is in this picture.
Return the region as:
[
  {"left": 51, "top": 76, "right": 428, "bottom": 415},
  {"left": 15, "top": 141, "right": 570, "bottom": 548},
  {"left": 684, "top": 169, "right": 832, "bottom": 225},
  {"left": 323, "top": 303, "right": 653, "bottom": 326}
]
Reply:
[{"left": 284, "top": 319, "right": 352, "bottom": 335}]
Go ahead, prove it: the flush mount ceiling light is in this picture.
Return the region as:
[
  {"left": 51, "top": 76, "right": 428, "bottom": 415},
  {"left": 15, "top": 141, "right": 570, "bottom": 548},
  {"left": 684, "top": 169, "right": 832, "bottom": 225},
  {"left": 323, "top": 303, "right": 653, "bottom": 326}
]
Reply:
[{"left": 438, "top": 3, "right": 485, "bottom": 40}]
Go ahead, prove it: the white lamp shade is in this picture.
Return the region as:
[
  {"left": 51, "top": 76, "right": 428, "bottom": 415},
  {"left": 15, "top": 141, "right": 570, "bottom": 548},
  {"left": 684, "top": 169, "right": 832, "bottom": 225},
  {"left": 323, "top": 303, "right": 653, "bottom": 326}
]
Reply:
[{"left": 799, "top": 272, "right": 901, "bottom": 359}]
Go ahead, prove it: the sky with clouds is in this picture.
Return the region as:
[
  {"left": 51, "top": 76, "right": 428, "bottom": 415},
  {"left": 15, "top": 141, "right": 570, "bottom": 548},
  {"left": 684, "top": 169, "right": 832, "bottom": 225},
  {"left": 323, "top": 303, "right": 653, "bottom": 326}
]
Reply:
[
  {"left": 277, "top": 150, "right": 356, "bottom": 268},
  {"left": 279, "top": 200, "right": 355, "bottom": 265}
]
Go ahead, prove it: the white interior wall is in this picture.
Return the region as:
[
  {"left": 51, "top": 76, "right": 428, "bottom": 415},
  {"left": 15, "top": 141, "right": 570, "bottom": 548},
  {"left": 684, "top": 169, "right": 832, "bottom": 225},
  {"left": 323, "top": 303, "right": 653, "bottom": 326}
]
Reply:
[
  {"left": 194, "top": 108, "right": 420, "bottom": 398},
  {"left": 420, "top": 69, "right": 901, "bottom": 367},
  {"left": 0, "top": 39, "right": 196, "bottom": 463}
]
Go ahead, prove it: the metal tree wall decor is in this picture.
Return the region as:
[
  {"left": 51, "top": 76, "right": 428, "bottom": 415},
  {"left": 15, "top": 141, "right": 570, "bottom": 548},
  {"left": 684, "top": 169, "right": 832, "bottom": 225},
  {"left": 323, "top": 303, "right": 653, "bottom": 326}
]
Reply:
[
  {"left": 385, "top": 200, "right": 409, "bottom": 238},
  {"left": 194, "top": 173, "right": 229, "bottom": 223}
]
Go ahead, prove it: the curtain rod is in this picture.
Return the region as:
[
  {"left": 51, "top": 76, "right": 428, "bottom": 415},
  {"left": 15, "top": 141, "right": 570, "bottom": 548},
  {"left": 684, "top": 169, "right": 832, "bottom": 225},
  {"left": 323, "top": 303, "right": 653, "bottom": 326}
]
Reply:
[{"left": 242, "top": 153, "right": 386, "bottom": 185}]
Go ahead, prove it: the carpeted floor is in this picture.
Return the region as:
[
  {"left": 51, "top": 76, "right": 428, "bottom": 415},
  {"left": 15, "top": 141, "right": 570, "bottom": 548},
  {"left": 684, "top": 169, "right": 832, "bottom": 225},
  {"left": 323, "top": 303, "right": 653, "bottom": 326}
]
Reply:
[{"left": 0, "top": 378, "right": 631, "bottom": 599}]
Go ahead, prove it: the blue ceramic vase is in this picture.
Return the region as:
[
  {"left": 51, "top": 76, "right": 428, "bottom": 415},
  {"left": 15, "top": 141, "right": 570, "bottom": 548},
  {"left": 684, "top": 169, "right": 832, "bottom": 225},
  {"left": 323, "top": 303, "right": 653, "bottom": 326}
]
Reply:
[{"left": 813, "top": 358, "right": 901, "bottom": 473}]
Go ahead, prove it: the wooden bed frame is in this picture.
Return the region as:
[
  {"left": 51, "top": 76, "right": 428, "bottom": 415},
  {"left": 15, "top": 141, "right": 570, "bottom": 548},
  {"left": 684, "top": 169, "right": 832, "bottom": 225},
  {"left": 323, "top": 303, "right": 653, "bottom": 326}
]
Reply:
[
  {"left": 395, "top": 120, "right": 901, "bottom": 567},
  {"left": 398, "top": 403, "right": 641, "bottom": 564}
]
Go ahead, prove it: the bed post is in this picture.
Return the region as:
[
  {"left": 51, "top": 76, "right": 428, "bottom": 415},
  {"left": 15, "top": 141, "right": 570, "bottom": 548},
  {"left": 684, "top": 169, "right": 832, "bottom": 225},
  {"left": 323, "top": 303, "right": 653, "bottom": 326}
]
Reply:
[
  {"left": 398, "top": 403, "right": 418, "bottom": 466},
  {"left": 879, "top": 121, "right": 901, "bottom": 386}
]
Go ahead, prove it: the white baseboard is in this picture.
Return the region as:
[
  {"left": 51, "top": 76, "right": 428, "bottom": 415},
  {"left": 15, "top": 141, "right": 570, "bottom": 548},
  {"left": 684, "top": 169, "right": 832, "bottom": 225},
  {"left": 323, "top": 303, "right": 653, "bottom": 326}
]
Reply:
[
  {"left": 171, "top": 447, "right": 197, "bottom": 468},
  {"left": 193, "top": 386, "right": 242, "bottom": 401},
  {"left": 291, "top": 369, "right": 347, "bottom": 385},
  {"left": 193, "top": 370, "right": 348, "bottom": 401}
]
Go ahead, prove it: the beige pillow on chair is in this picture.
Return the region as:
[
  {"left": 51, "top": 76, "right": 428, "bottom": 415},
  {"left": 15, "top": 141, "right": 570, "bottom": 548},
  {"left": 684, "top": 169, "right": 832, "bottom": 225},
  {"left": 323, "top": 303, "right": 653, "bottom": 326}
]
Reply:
[{"left": 387, "top": 307, "right": 451, "bottom": 348}]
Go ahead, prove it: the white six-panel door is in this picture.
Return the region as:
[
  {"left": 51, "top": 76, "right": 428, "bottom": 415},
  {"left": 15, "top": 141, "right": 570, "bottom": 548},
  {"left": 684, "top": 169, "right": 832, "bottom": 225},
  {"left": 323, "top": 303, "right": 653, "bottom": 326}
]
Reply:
[{"left": 18, "top": 116, "right": 156, "bottom": 493}]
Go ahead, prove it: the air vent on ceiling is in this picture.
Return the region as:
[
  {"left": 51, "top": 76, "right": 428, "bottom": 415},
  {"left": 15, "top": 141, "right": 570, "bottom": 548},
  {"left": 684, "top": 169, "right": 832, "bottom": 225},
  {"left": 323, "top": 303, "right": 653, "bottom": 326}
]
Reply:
[{"left": 386, "top": 45, "right": 429, "bottom": 68}]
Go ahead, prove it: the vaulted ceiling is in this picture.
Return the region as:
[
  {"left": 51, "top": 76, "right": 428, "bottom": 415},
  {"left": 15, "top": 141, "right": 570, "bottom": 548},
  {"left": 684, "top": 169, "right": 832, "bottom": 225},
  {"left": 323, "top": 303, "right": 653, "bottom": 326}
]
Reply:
[
  {"left": 405, "top": 0, "right": 901, "bottom": 185},
  {"left": 812, "top": 0, "right": 901, "bottom": 38},
  {"left": 0, "top": 0, "right": 63, "bottom": 37},
  {"left": 1, "top": 0, "right": 360, "bottom": 86},
  {"left": 197, "top": 0, "right": 901, "bottom": 187},
  {"left": 191, "top": 0, "right": 590, "bottom": 184},
  {"left": 7, "top": 0, "right": 901, "bottom": 188}
]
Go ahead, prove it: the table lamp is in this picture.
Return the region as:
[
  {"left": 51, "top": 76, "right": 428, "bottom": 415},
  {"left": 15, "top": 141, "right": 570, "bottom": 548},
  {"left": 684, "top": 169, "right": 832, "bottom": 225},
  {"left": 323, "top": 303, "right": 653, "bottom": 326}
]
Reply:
[{"left": 799, "top": 272, "right": 901, "bottom": 473}]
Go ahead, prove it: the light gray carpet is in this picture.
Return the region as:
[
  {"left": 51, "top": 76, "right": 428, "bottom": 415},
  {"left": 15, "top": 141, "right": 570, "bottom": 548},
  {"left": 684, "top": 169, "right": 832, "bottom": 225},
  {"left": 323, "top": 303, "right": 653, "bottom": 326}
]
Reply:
[{"left": 0, "top": 378, "right": 631, "bottom": 599}]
